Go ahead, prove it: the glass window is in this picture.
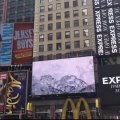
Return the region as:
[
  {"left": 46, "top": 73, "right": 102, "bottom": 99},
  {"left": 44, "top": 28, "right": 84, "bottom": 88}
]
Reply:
[
  {"left": 74, "top": 30, "right": 80, "bottom": 37},
  {"left": 39, "top": 25, "right": 44, "bottom": 32},
  {"left": 56, "top": 22, "right": 61, "bottom": 29},
  {"left": 65, "top": 42, "right": 71, "bottom": 49},
  {"left": 56, "top": 53, "right": 62, "bottom": 59},
  {"left": 39, "top": 34, "right": 44, "bottom": 42},
  {"left": 73, "top": 0, "right": 78, "bottom": 7},
  {"left": 73, "top": 10, "right": 79, "bottom": 17},
  {"left": 83, "top": 19, "right": 88, "bottom": 26},
  {"left": 39, "top": 45, "right": 44, "bottom": 52},
  {"left": 74, "top": 20, "right": 79, "bottom": 27},
  {"left": 64, "top": 2, "right": 69, "bottom": 8},
  {"left": 56, "top": 32, "right": 61, "bottom": 40},
  {"left": 56, "top": 43, "right": 62, "bottom": 50},
  {"left": 82, "top": 0, "right": 87, "bottom": 6},
  {"left": 65, "top": 11, "right": 70, "bottom": 18},
  {"left": 82, "top": 9, "right": 88, "bottom": 16},
  {"left": 83, "top": 29, "right": 89, "bottom": 36},
  {"left": 39, "top": 56, "right": 44, "bottom": 61},
  {"left": 40, "top": 15, "right": 45, "bottom": 22},
  {"left": 48, "top": 4, "right": 53, "bottom": 11},
  {"left": 48, "top": 23, "right": 53, "bottom": 30},
  {"left": 84, "top": 39, "right": 90, "bottom": 47},
  {"left": 40, "top": 6, "right": 45, "bottom": 12},
  {"left": 65, "top": 21, "right": 70, "bottom": 28},
  {"left": 47, "top": 54, "right": 53, "bottom": 60},
  {"left": 56, "top": 12, "right": 61, "bottom": 19},
  {"left": 48, "top": 33, "right": 53, "bottom": 41},
  {"left": 74, "top": 41, "right": 80, "bottom": 48},
  {"left": 47, "top": 44, "right": 53, "bottom": 51},
  {"left": 48, "top": 14, "right": 53, "bottom": 21},
  {"left": 65, "top": 31, "right": 70, "bottom": 38},
  {"left": 40, "top": 0, "right": 44, "bottom": 4},
  {"left": 56, "top": 3, "right": 61, "bottom": 10}
]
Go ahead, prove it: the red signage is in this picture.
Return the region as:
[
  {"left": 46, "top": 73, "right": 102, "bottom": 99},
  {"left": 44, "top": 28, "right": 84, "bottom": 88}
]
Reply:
[{"left": 12, "top": 23, "right": 34, "bottom": 65}]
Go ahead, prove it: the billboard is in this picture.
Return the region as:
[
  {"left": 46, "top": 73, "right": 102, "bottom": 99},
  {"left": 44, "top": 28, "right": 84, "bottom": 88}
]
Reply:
[
  {"left": 93, "top": 0, "right": 120, "bottom": 55},
  {"left": 12, "top": 23, "right": 34, "bottom": 65},
  {"left": 5, "top": 71, "right": 28, "bottom": 115},
  {"left": 99, "top": 65, "right": 120, "bottom": 105},
  {"left": 0, "top": 73, "right": 7, "bottom": 114},
  {"left": 0, "top": 23, "right": 14, "bottom": 66},
  {"left": 32, "top": 56, "right": 95, "bottom": 96}
]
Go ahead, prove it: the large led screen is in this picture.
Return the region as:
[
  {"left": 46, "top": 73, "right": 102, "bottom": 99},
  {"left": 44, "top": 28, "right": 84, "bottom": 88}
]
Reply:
[{"left": 32, "top": 56, "right": 95, "bottom": 96}]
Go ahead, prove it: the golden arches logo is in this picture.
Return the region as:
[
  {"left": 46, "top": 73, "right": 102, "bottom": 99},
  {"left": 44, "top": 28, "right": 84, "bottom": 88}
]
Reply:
[{"left": 61, "top": 97, "right": 92, "bottom": 119}]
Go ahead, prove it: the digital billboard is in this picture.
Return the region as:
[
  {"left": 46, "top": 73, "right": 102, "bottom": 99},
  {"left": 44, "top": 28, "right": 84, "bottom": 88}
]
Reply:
[
  {"left": 5, "top": 71, "right": 28, "bottom": 115},
  {"left": 32, "top": 56, "right": 95, "bottom": 96},
  {"left": 0, "top": 73, "right": 7, "bottom": 114},
  {"left": 99, "top": 65, "right": 120, "bottom": 106},
  {"left": 93, "top": 0, "right": 120, "bottom": 55},
  {"left": 12, "top": 23, "right": 34, "bottom": 65},
  {"left": 0, "top": 23, "right": 14, "bottom": 66}
]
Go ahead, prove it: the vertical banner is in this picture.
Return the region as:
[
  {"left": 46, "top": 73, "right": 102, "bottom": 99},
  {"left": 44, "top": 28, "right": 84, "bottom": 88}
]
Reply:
[
  {"left": 5, "top": 71, "right": 28, "bottom": 115},
  {"left": 12, "top": 23, "right": 34, "bottom": 65},
  {"left": 0, "top": 73, "right": 7, "bottom": 114},
  {"left": 0, "top": 23, "right": 14, "bottom": 66}
]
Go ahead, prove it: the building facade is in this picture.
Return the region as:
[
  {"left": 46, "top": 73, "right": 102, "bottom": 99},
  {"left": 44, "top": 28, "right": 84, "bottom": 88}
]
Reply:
[
  {"left": 33, "top": 0, "right": 95, "bottom": 61},
  {"left": 0, "top": 0, "right": 4, "bottom": 23}
]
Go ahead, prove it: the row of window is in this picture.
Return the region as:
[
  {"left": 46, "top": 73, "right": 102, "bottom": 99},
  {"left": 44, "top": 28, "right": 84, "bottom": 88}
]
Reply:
[
  {"left": 40, "top": 9, "right": 88, "bottom": 21},
  {"left": 40, "top": 0, "right": 87, "bottom": 12},
  {"left": 39, "top": 40, "right": 90, "bottom": 52},
  {"left": 39, "top": 29, "right": 89, "bottom": 41}
]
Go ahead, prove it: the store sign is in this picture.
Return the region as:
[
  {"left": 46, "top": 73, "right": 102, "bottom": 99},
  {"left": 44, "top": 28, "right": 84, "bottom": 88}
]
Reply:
[
  {"left": 93, "top": 0, "right": 120, "bottom": 55},
  {"left": 61, "top": 97, "right": 91, "bottom": 119},
  {"left": 5, "top": 71, "right": 28, "bottom": 115},
  {"left": 99, "top": 65, "right": 120, "bottom": 105}
]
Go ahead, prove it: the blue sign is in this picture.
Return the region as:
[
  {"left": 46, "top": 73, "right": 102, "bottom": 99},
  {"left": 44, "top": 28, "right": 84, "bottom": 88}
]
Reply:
[{"left": 0, "top": 23, "right": 14, "bottom": 66}]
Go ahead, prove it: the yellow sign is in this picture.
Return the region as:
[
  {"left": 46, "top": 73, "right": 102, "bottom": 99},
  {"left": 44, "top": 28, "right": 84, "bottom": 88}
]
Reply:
[
  {"left": 27, "top": 102, "right": 32, "bottom": 112},
  {"left": 61, "top": 97, "right": 92, "bottom": 119}
]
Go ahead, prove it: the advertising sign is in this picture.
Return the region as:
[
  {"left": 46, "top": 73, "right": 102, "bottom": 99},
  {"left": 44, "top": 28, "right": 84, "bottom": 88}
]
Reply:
[
  {"left": 61, "top": 97, "right": 92, "bottom": 119},
  {"left": 99, "top": 65, "right": 120, "bottom": 105},
  {"left": 0, "top": 73, "right": 7, "bottom": 114},
  {"left": 5, "top": 71, "right": 28, "bottom": 115},
  {"left": 93, "top": 0, "right": 120, "bottom": 55},
  {"left": 0, "top": 23, "right": 14, "bottom": 66},
  {"left": 32, "top": 56, "right": 95, "bottom": 96},
  {"left": 12, "top": 23, "right": 34, "bottom": 65}
]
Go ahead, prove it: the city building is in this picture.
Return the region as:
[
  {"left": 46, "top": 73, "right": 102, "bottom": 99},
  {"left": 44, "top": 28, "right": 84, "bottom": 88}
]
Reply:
[
  {"left": 0, "top": 0, "right": 4, "bottom": 23},
  {"left": 33, "top": 0, "right": 95, "bottom": 61}
]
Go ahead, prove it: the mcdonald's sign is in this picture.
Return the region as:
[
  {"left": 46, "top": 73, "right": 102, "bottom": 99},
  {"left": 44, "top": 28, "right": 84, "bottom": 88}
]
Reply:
[{"left": 61, "top": 97, "right": 92, "bottom": 119}]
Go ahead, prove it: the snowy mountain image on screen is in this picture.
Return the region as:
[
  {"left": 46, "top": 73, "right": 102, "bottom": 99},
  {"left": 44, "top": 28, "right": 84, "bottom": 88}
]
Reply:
[{"left": 32, "top": 75, "right": 95, "bottom": 95}]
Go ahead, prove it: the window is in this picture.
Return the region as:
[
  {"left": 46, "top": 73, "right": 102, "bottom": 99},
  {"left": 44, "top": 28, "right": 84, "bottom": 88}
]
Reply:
[
  {"left": 48, "top": 23, "right": 53, "bottom": 30},
  {"left": 74, "top": 41, "right": 80, "bottom": 48},
  {"left": 65, "top": 21, "right": 70, "bottom": 28},
  {"left": 56, "top": 3, "right": 61, "bottom": 10},
  {"left": 56, "top": 13, "right": 61, "bottom": 19},
  {"left": 39, "top": 25, "right": 44, "bottom": 32},
  {"left": 65, "top": 11, "right": 70, "bottom": 18},
  {"left": 39, "top": 34, "right": 44, "bottom": 42},
  {"left": 74, "top": 30, "right": 80, "bottom": 37},
  {"left": 64, "top": 2, "right": 69, "bottom": 8},
  {"left": 56, "top": 32, "right": 61, "bottom": 40},
  {"left": 48, "top": 4, "right": 53, "bottom": 11},
  {"left": 65, "top": 31, "right": 70, "bottom": 38},
  {"left": 40, "top": 0, "right": 44, "bottom": 4},
  {"left": 47, "top": 54, "right": 53, "bottom": 60},
  {"left": 74, "top": 20, "right": 79, "bottom": 27},
  {"left": 83, "top": 19, "right": 88, "bottom": 26},
  {"left": 56, "top": 22, "right": 61, "bottom": 29},
  {"left": 84, "top": 39, "right": 90, "bottom": 47},
  {"left": 82, "top": 0, "right": 87, "bottom": 6},
  {"left": 48, "top": 0, "right": 52, "bottom": 2},
  {"left": 40, "top": 6, "right": 45, "bottom": 12},
  {"left": 39, "top": 45, "right": 44, "bottom": 52},
  {"left": 65, "top": 42, "right": 71, "bottom": 49},
  {"left": 39, "top": 56, "right": 44, "bottom": 61},
  {"left": 56, "top": 53, "right": 62, "bottom": 59},
  {"left": 56, "top": 43, "right": 62, "bottom": 50},
  {"left": 73, "top": 0, "right": 78, "bottom": 7},
  {"left": 40, "top": 15, "right": 45, "bottom": 22},
  {"left": 83, "top": 29, "right": 89, "bottom": 36},
  {"left": 73, "top": 10, "right": 79, "bottom": 17},
  {"left": 47, "top": 44, "right": 53, "bottom": 51},
  {"left": 48, "top": 33, "right": 53, "bottom": 41},
  {"left": 48, "top": 14, "right": 53, "bottom": 21},
  {"left": 82, "top": 9, "right": 88, "bottom": 16}
]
